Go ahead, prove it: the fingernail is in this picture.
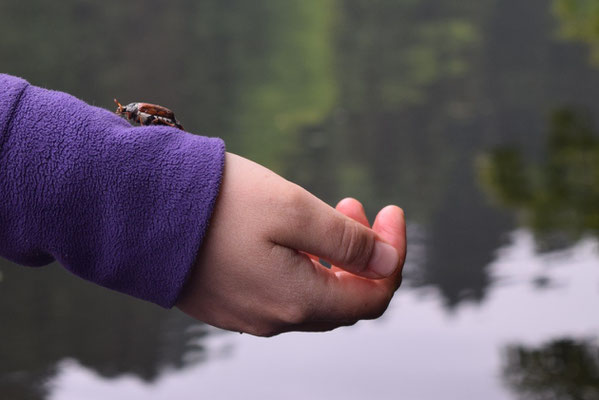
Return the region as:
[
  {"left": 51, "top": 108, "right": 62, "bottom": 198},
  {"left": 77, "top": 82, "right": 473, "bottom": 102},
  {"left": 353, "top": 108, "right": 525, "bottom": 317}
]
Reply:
[{"left": 368, "top": 241, "right": 399, "bottom": 278}]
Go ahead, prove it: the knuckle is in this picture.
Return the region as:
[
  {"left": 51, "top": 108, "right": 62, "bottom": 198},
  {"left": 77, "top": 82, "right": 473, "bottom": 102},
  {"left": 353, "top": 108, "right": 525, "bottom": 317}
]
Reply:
[
  {"left": 340, "top": 320, "right": 359, "bottom": 329},
  {"left": 369, "top": 306, "right": 387, "bottom": 320},
  {"left": 279, "top": 303, "right": 310, "bottom": 326},
  {"left": 249, "top": 301, "right": 312, "bottom": 337},
  {"left": 277, "top": 184, "right": 310, "bottom": 231},
  {"left": 339, "top": 219, "right": 374, "bottom": 269},
  {"left": 283, "top": 183, "right": 308, "bottom": 210},
  {"left": 368, "top": 290, "right": 394, "bottom": 319},
  {"left": 259, "top": 328, "right": 279, "bottom": 338},
  {"left": 356, "top": 288, "right": 394, "bottom": 321},
  {"left": 247, "top": 324, "right": 280, "bottom": 338}
]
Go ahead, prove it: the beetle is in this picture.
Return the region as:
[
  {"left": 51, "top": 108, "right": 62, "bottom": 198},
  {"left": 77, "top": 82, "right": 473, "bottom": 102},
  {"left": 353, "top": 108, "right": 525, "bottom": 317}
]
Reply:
[{"left": 114, "top": 98, "right": 184, "bottom": 130}]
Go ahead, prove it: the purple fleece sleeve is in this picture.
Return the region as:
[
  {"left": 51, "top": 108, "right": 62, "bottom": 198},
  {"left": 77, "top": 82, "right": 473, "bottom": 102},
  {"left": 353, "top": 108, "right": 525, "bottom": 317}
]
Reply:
[{"left": 0, "top": 74, "right": 225, "bottom": 308}]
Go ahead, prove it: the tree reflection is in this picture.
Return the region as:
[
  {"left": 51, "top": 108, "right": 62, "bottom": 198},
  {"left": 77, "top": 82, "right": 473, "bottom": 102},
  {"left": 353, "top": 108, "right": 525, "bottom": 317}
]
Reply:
[
  {"left": 0, "top": 260, "right": 213, "bottom": 399},
  {"left": 3, "top": 2, "right": 599, "bottom": 397},
  {"left": 479, "top": 109, "right": 599, "bottom": 251},
  {"left": 419, "top": 165, "right": 513, "bottom": 308},
  {"left": 285, "top": 0, "right": 514, "bottom": 308},
  {"left": 502, "top": 338, "right": 599, "bottom": 400},
  {"left": 553, "top": 0, "right": 599, "bottom": 65}
]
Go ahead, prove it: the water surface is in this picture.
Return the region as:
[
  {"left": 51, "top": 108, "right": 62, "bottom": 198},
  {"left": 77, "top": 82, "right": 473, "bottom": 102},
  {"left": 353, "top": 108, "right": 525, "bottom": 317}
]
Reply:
[{"left": 1, "top": 1, "right": 598, "bottom": 399}]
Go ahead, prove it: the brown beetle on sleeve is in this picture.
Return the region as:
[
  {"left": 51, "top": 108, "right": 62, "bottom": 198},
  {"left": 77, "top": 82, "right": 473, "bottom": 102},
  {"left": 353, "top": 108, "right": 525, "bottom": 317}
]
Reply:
[{"left": 114, "top": 98, "right": 184, "bottom": 130}]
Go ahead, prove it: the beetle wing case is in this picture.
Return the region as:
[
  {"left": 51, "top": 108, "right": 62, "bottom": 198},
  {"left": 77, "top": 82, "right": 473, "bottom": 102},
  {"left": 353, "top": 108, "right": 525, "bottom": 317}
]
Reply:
[{"left": 137, "top": 103, "right": 175, "bottom": 119}]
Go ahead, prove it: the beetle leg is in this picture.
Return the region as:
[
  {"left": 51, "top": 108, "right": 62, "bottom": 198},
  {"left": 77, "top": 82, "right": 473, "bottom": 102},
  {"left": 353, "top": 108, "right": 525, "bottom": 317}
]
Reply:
[
  {"left": 138, "top": 112, "right": 152, "bottom": 126},
  {"left": 150, "top": 118, "right": 174, "bottom": 128},
  {"left": 155, "top": 117, "right": 184, "bottom": 130}
]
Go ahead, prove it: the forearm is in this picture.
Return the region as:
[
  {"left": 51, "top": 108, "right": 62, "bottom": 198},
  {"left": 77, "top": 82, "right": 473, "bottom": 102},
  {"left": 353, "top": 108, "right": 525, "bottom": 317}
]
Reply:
[{"left": 0, "top": 74, "right": 225, "bottom": 307}]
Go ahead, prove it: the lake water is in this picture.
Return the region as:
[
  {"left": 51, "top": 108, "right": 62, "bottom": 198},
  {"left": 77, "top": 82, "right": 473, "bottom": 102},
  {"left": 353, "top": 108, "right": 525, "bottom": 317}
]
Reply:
[{"left": 1, "top": 1, "right": 598, "bottom": 399}]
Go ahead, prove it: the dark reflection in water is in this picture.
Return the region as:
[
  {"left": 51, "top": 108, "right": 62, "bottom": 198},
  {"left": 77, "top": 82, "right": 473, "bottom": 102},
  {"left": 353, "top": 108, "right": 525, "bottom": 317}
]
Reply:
[
  {"left": 480, "top": 109, "right": 599, "bottom": 252},
  {"left": 1, "top": 0, "right": 599, "bottom": 398},
  {"left": 503, "top": 338, "right": 599, "bottom": 400},
  {"left": 0, "top": 261, "right": 211, "bottom": 399}
]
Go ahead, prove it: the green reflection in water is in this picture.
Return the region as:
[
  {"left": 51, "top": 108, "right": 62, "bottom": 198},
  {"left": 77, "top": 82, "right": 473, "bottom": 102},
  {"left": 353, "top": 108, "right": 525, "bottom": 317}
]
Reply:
[
  {"left": 228, "top": 0, "right": 337, "bottom": 171},
  {"left": 2, "top": 0, "right": 599, "bottom": 397},
  {"left": 479, "top": 109, "right": 599, "bottom": 251},
  {"left": 553, "top": 0, "right": 599, "bottom": 65},
  {"left": 503, "top": 338, "right": 599, "bottom": 400},
  {"left": 0, "top": 0, "right": 338, "bottom": 173},
  {"left": 287, "top": 0, "right": 484, "bottom": 215}
]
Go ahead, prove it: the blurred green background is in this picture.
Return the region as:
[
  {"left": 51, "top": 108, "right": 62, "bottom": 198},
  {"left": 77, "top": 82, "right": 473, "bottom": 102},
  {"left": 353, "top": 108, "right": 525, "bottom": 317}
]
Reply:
[{"left": 1, "top": 0, "right": 599, "bottom": 399}]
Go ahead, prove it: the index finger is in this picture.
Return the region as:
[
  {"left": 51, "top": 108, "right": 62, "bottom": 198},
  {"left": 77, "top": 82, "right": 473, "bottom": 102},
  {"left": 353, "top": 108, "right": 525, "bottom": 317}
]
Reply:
[{"left": 372, "top": 205, "right": 406, "bottom": 290}]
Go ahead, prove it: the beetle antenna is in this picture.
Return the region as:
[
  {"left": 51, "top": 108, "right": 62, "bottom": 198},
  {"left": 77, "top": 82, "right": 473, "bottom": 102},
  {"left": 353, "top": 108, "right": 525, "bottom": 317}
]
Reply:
[{"left": 114, "top": 98, "right": 123, "bottom": 113}]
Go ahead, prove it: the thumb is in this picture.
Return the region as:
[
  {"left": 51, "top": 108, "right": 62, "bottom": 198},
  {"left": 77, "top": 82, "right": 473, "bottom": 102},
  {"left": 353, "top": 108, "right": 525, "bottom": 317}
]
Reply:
[{"left": 273, "top": 192, "right": 401, "bottom": 279}]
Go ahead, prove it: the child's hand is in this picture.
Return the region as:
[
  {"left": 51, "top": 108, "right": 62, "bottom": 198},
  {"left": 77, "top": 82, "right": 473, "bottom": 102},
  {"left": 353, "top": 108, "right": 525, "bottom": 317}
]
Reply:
[{"left": 177, "top": 153, "right": 406, "bottom": 336}]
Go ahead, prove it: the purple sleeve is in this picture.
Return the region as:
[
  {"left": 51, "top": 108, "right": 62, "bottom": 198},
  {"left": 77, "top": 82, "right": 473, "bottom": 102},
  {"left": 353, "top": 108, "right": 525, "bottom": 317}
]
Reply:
[{"left": 0, "top": 74, "right": 225, "bottom": 308}]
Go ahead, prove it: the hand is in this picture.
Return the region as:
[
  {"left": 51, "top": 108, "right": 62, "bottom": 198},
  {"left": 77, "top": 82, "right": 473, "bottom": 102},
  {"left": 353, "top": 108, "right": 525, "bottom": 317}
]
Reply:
[{"left": 176, "top": 153, "right": 406, "bottom": 336}]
